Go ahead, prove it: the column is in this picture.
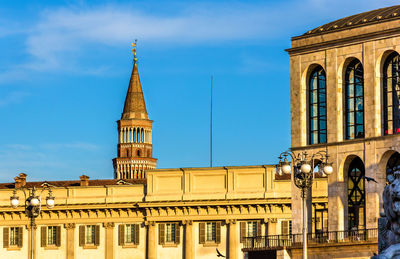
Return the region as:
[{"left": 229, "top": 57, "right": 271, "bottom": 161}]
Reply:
[
  {"left": 147, "top": 221, "right": 157, "bottom": 259},
  {"left": 183, "top": 221, "right": 193, "bottom": 259},
  {"left": 64, "top": 223, "right": 76, "bottom": 259},
  {"left": 119, "top": 129, "right": 122, "bottom": 143},
  {"left": 227, "top": 219, "right": 238, "bottom": 259},
  {"left": 104, "top": 223, "right": 115, "bottom": 259}
]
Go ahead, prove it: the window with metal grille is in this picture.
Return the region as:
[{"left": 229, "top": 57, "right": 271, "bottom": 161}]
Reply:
[{"left": 348, "top": 157, "right": 365, "bottom": 230}]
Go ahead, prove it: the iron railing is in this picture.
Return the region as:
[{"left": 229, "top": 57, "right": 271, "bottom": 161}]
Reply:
[{"left": 243, "top": 228, "right": 378, "bottom": 250}]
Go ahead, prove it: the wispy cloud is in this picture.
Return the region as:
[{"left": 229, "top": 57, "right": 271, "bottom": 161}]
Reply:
[
  {"left": 22, "top": 1, "right": 400, "bottom": 71},
  {"left": 0, "top": 0, "right": 399, "bottom": 80}
]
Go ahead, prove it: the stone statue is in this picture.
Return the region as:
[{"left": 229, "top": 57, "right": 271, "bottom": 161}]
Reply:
[{"left": 372, "top": 168, "right": 400, "bottom": 259}]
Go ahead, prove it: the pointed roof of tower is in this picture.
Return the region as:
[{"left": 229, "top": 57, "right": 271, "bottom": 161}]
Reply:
[{"left": 121, "top": 61, "right": 149, "bottom": 120}]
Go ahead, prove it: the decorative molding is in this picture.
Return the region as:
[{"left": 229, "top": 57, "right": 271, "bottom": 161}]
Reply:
[
  {"left": 144, "top": 221, "right": 155, "bottom": 226},
  {"left": 64, "top": 223, "right": 76, "bottom": 229},
  {"left": 182, "top": 220, "right": 193, "bottom": 225},
  {"left": 226, "top": 219, "right": 237, "bottom": 224},
  {"left": 268, "top": 218, "right": 278, "bottom": 223},
  {"left": 103, "top": 222, "right": 115, "bottom": 228}
]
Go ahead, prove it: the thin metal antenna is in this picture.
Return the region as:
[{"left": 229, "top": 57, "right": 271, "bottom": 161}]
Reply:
[{"left": 210, "top": 75, "right": 213, "bottom": 167}]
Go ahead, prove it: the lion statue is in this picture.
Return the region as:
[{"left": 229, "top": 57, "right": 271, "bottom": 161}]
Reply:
[{"left": 372, "top": 169, "right": 400, "bottom": 259}]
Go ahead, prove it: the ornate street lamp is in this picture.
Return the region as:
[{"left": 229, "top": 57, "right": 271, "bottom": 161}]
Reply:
[
  {"left": 10, "top": 186, "right": 55, "bottom": 259},
  {"left": 276, "top": 150, "right": 332, "bottom": 259}
]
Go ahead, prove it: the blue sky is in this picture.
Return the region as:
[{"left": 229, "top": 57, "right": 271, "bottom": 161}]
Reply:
[{"left": 0, "top": 0, "right": 398, "bottom": 182}]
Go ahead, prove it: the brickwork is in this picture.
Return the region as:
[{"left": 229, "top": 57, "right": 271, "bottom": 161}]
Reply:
[{"left": 112, "top": 60, "right": 157, "bottom": 179}]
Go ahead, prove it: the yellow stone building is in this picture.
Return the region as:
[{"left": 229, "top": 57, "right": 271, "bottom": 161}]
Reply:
[
  {"left": 0, "top": 168, "right": 327, "bottom": 259},
  {"left": 5, "top": 4, "right": 400, "bottom": 259}
]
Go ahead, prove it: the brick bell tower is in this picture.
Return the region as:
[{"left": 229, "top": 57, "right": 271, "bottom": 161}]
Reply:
[{"left": 113, "top": 43, "right": 157, "bottom": 179}]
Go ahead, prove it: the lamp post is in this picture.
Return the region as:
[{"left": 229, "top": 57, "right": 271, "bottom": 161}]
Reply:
[
  {"left": 276, "top": 150, "right": 333, "bottom": 259},
  {"left": 10, "top": 186, "right": 55, "bottom": 259}
]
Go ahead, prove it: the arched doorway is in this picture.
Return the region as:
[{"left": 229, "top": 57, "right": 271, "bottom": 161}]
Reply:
[{"left": 348, "top": 157, "right": 365, "bottom": 230}]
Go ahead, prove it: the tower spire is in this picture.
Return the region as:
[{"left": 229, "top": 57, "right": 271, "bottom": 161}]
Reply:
[
  {"left": 112, "top": 43, "right": 157, "bottom": 180},
  {"left": 122, "top": 40, "right": 148, "bottom": 120}
]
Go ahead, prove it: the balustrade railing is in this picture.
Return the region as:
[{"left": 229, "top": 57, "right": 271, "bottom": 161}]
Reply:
[{"left": 243, "top": 228, "right": 378, "bottom": 250}]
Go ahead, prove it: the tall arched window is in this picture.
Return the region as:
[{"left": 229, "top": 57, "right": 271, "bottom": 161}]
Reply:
[
  {"left": 309, "top": 66, "right": 327, "bottom": 144},
  {"left": 345, "top": 59, "right": 364, "bottom": 140},
  {"left": 348, "top": 157, "right": 365, "bottom": 230},
  {"left": 383, "top": 52, "right": 400, "bottom": 135}
]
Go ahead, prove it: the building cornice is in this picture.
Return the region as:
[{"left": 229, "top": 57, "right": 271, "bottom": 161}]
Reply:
[{"left": 286, "top": 27, "right": 400, "bottom": 56}]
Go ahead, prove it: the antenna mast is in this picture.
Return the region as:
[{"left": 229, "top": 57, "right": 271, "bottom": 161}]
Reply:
[{"left": 210, "top": 75, "right": 213, "bottom": 167}]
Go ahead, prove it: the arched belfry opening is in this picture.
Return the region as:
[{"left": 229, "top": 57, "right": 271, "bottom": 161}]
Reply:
[{"left": 347, "top": 156, "right": 366, "bottom": 230}]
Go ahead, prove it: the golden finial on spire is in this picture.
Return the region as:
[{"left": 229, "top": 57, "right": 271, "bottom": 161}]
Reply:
[{"left": 131, "top": 39, "right": 138, "bottom": 63}]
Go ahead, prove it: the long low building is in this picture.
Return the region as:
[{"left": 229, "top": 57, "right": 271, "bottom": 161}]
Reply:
[{"left": 0, "top": 166, "right": 327, "bottom": 259}]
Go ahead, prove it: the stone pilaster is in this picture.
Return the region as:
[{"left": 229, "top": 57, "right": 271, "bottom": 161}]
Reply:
[
  {"left": 183, "top": 220, "right": 193, "bottom": 259},
  {"left": 268, "top": 218, "right": 277, "bottom": 235},
  {"left": 64, "top": 223, "right": 76, "bottom": 259},
  {"left": 146, "top": 221, "right": 157, "bottom": 259},
  {"left": 227, "top": 219, "right": 238, "bottom": 259},
  {"left": 104, "top": 222, "right": 115, "bottom": 259}
]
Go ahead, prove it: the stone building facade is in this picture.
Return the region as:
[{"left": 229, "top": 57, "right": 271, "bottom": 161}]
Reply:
[
  {"left": 287, "top": 5, "right": 400, "bottom": 234},
  {"left": 0, "top": 169, "right": 327, "bottom": 259}
]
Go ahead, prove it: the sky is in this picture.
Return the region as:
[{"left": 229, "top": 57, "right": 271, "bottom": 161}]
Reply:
[{"left": 0, "top": 0, "right": 398, "bottom": 182}]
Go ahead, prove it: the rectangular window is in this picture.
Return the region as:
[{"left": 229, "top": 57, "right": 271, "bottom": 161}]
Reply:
[
  {"left": 206, "top": 222, "right": 216, "bottom": 242},
  {"left": 119, "top": 224, "right": 139, "bottom": 246},
  {"left": 9, "top": 227, "right": 20, "bottom": 246},
  {"left": 85, "top": 225, "right": 96, "bottom": 245},
  {"left": 247, "top": 221, "right": 258, "bottom": 238},
  {"left": 281, "top": 220, "right": 292, "bottom": 237},
  {"left": 47, "top": 226, "right": 57, "bottom": 246},
  {"left": 158, "top": 223, "right": 180, "bottom": 245},
  {"left": 165, "top": 223, "right": 176, "bottom": 243},
  {"left": 125, "top": 224, "right": 136, "bottom": 244}
]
